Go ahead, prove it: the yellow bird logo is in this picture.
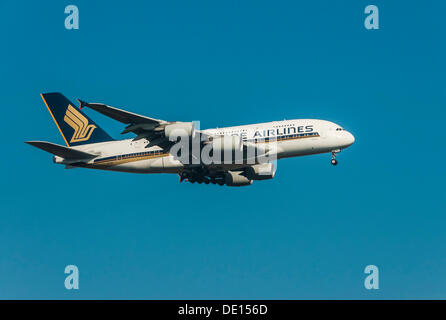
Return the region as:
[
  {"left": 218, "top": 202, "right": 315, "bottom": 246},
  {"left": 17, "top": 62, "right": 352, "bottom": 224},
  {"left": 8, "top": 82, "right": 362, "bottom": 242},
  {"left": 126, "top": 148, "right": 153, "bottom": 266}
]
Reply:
[{"left": 64, "top": 105, "right": 96, "bottom": 143}]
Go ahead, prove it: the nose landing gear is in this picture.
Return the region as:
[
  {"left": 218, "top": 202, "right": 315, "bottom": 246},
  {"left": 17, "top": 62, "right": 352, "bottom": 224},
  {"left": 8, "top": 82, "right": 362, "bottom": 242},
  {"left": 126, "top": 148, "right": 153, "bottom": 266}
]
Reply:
[{"left": 331, "top": 150, "right": 340, "bottom": 166}]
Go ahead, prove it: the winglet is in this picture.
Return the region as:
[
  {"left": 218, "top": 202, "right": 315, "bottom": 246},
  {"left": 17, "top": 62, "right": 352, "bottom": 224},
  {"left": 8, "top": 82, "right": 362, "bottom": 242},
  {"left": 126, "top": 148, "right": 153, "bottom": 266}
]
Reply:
[{"left": 77, "top": 99, "right": 88, "bottom": 110}]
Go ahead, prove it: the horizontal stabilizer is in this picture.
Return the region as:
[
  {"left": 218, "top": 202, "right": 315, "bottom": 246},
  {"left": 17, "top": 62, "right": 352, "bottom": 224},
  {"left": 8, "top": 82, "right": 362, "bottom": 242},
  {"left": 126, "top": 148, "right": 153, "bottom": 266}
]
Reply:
[{"left": 25, "top": 141, "right": 97, "bottom": 160}]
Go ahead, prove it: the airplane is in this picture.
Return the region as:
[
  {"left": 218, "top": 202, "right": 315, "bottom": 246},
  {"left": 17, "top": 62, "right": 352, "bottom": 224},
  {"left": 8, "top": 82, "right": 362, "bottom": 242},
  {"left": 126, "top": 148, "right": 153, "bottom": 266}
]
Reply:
[{"left": 26, "top": 92, "right": 355, "bottom": 187}]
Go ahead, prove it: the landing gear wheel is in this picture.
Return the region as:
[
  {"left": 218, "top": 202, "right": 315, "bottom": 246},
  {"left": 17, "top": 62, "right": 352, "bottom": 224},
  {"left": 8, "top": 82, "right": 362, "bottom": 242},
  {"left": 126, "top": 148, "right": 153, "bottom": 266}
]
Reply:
[
  {"left": 179, "top": 172, "right": 187, "bottom": 183},
  {"left": 331, "top": 150, "right": 339, "bottom": 166}
]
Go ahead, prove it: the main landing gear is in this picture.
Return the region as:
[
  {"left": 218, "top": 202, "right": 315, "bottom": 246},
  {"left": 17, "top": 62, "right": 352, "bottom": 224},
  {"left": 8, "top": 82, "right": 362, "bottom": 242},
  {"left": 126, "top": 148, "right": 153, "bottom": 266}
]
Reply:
[
  {"left": 331, "top": 150, "right": 340, "bottom": 166},
  {"left": 178, "top": 169, "right": 226, "bottom": 186}
]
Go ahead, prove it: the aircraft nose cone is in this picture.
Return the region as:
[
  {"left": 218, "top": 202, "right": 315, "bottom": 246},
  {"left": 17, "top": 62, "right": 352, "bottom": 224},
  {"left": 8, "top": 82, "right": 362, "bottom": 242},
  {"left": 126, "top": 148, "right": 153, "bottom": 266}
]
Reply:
[{"left": 345, "top": 131, "right": 355, "bottom": 147}]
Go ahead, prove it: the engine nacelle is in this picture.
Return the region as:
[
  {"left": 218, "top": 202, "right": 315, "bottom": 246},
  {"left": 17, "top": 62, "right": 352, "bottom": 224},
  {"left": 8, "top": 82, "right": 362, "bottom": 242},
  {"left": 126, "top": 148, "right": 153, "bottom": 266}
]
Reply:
[
  {"left": 164, "top": 122, "right": 195, "bottom": 140},
  {"left": 244, "top": 163, "right": 276, "bottom": 180},
  {"left": 225, "top": 171, "right": 253, "bottom": 187},
  {"left": 212, "top": 136, "right": 243, "bottom": 154}
]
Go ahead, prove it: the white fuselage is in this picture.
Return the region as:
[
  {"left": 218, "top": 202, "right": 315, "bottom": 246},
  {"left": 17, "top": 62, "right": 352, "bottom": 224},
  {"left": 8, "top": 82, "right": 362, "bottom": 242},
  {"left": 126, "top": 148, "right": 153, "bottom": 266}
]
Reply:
[{"left": 64, "top": 119, "right": 355, "bottom": 173}]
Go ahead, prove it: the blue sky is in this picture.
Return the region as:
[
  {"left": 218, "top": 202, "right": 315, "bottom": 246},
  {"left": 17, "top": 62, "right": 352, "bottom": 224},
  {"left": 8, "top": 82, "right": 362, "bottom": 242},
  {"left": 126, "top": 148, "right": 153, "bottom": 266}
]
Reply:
[{"left": 1, "top": 0, "right": 445, "bottom": 299}]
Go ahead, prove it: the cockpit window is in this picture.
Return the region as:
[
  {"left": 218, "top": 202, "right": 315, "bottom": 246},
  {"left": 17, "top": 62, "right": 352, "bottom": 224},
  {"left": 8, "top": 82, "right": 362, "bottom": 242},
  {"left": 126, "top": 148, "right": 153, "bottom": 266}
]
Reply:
[{"left": 336, "top": 127, "right": 345, "bottom": 131}]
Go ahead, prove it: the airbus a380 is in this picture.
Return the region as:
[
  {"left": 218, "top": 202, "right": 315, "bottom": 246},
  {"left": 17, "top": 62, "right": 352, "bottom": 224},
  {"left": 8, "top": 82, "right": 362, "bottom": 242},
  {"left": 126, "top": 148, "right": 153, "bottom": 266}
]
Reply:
[{"left": 26, "top": 93, "right": 355, "bottom": 187}]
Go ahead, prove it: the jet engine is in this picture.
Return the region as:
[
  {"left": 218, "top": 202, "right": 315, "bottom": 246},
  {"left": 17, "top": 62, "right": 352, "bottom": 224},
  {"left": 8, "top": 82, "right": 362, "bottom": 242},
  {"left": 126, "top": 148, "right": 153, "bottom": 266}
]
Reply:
[
  {"left": 164, "top": 122, "right": 195, "bottom": 140},
  {"left": 225, "top": 171, "right": 252, "bottom": 187},
  {"left": 244, "top": 163, "right": 276, "bottom": 180}
]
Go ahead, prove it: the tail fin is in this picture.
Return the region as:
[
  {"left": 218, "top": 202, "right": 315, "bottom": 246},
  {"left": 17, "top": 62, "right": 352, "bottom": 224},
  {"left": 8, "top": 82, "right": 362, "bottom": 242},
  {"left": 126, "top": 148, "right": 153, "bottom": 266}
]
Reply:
[{"left": 40, "top": 92, "right": 114, "bottom": 147}]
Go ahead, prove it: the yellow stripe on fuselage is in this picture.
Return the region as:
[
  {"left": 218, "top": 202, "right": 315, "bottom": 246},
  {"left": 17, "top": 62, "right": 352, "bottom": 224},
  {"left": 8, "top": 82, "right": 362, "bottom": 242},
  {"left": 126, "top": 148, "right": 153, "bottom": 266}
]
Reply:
[{"left": 89, "top": 152, "right": 170, "bottom": 168}]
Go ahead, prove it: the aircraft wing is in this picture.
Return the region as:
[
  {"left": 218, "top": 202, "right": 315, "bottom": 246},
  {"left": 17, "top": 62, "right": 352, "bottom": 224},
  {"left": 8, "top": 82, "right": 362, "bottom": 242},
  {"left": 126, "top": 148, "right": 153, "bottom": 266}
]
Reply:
[
  {"left": 78, "top": 99, "right": 211, "bottom": 148},
  {"left": 78, "top": 100, "right": 168, "bottom": 126},
  {"left": 78, "top": 99, "right": 174, "bottom": 141}
]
